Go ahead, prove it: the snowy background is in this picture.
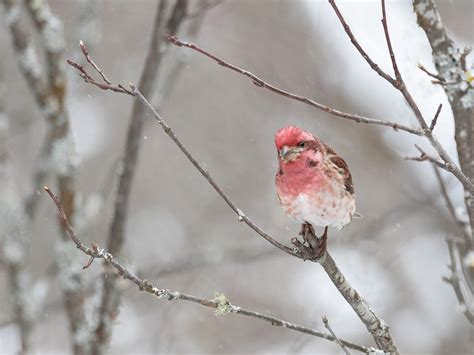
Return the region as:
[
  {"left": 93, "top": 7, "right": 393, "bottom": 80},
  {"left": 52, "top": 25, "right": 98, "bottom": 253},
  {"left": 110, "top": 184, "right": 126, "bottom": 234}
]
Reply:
[{"left": 1, "top": 0, "right": 473, "bottom": 353}]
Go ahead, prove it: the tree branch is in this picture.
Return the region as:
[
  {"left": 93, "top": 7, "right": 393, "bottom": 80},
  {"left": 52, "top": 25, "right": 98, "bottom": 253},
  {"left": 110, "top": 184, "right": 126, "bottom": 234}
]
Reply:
[
  {"left": 91, "top": 1, "right": 188, "bottom": 353},
  {"left": 164, "top": 32, "right": 472, "bottom": 195},
  {"left": 444, "top": 236, "right": 474, "bottom": 324},
  {"left": 43, "top": 186, "right": 370, "bottom": 353},
  {"left": 322, "top": 315, "right": 351, "bottom": 355},
  {"left": 329, "top": 0, "right": 472, "bottom": 195},
  {"left": 413, "top": 0, "right": 474, "bottom": 325},
  {"left": 0, "top": 50, "right": 34, "bottom": 354},
  {"left": 434, "top": 166, "right": 470, "bottom": 240},
  {"left": 165, "top": 35, "right": 421, "bottom": 135},
  {"left": 413, "top": 0, "right": 474, "bottom": 236},
  {"left": 2, "top": 0, "right": 88, "bottom": 352}
]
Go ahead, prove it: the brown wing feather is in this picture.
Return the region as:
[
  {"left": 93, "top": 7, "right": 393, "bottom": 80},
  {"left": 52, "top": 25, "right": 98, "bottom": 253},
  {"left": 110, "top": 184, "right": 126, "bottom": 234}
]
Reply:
[{"left": 323, "top": 144, "right": 354, "bottom": 195}]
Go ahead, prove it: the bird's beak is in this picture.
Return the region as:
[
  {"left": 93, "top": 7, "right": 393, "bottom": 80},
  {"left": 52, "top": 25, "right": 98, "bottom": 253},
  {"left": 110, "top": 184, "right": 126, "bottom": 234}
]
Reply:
[{"left": 279, "top": 145, "right": 300, "bottom": 162}]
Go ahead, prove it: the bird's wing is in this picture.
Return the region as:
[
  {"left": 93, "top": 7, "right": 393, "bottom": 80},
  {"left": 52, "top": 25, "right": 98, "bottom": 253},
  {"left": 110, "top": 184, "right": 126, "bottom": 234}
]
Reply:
[{"left": 323, "top": 144, "right": 354, "bottom": 195}]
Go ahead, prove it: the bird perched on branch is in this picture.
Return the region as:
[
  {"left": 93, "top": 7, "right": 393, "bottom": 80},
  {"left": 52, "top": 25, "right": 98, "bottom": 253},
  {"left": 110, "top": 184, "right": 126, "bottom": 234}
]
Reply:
[{"left": 275, "top": 126, "right": 356, "bottom": 259}]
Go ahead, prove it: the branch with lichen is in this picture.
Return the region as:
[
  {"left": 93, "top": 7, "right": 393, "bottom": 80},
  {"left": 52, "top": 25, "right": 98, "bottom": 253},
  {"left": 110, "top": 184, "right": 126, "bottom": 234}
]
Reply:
[
  {"left": 412, "top": 0, "right": 474, "bottom": 325},
  {"left": 0, "top": 52, "right": 34, "bottom": 353},
  {"left": 1, "top": 0, "right": 89, "bottom": 352},
  {"left": 43, "top": 186, "right": 370, "bottom": 353}
]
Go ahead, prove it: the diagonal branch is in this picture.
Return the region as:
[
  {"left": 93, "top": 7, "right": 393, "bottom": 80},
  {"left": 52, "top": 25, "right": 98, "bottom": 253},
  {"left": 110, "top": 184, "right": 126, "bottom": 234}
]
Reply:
[
  {"left": 43, "top": 186, "right": 370, "bottom": 354},
  {"left": 164, "top": 33, "right": 472, "bottom": 194},
  {"left": 322, "top": 315, "right": 351, "bottom": 355},
  {"left": 165, "top": 35, "right": 421, "bottom": 135}
]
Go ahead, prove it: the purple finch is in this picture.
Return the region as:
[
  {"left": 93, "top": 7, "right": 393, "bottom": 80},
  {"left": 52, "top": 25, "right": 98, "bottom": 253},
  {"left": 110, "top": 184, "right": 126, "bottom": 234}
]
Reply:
[{"left": 275, "top": 126, "right": 356, "bottom": 258}]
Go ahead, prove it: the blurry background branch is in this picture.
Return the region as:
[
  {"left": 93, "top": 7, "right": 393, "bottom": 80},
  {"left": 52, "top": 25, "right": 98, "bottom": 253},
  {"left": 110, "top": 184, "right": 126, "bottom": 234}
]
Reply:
[
  {"left": 0, "top": 43, "right": 36, "bottom": 354},
  {"left": 413, "top": 0, "right": 474, "bottom": 325},
  {"left": 91, "top": 1, "right": 193, "bottom": 353},
  {"left": 1, "top": 0, "right": 89, "bottom": 352}
]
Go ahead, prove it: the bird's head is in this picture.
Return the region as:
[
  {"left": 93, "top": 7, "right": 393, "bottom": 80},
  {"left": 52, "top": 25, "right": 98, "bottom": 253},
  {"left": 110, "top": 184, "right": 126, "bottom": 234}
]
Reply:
[{"left": 275, "top": 126, "right": 322, "bottom": 166}]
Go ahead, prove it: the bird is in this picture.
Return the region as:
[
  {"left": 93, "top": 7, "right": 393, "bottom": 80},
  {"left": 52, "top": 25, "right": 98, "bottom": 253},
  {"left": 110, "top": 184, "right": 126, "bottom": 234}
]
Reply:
[{"left": 274, "top": 126, "right": 356, "bottom": 259}]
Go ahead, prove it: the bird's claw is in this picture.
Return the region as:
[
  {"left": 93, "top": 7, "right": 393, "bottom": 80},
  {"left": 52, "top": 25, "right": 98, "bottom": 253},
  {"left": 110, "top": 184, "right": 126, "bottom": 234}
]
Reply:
[{"left": 293, "top": 224, "right": 328, "bottom": 261}]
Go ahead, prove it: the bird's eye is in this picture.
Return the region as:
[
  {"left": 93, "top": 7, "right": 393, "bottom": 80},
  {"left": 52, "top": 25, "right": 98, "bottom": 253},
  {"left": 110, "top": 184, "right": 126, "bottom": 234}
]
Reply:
[{"left": 298, "top": 141, "right": 306, "bottom": 148}]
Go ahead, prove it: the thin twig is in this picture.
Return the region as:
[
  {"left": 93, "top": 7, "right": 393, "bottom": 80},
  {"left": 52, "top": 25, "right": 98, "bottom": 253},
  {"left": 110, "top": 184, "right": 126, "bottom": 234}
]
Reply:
[
  {"left": 381, "top": 0, "right": 401, "bottom": 83},
  {"left": 328, "top": 0, "right": 396, "bottom": 86},
  {"left": 165, "top": 35, "right": 422, "bottom": 135},
  {"left": 322, "top": 315, "right": 351, "bottom": 355},
  {"left": 79, "top": 40, "right": 111, "bottom": 84},
  {"left": 433, "top": 166, "right": 471, "bottom": 243},
  {"left": 444, "top": 236, "right": 474, "bottom": 324},
  {"left": 417, "top": 63, "right": 445, "bottom": 82},
  {"left": 327, "top": 0, "right": 473, "bottom": 195},
  {"left": 405, "top": 144, "right": 449, "bottom": 170},
  {"left": 66, "top": 59, "right": 133, "bottom": 95},
  {"left": 429, "top": 104, "right": 443, "bottom": 132},
  {"left": 43, "top": 186, "right": 369, "bottom": 353},
  {"left": 132, "top": 87, "right": 299, "bottom": 257}
]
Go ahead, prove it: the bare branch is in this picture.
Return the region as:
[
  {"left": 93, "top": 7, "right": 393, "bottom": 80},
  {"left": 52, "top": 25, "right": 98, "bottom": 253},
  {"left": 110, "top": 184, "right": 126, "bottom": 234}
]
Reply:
[
  {"left": 413, "top": 0, "right": 474, "bottom": 231},
  {"left": 43, "top": 186, "right": 369, "bottom": 353},
  {"left": 328, "top": 0, "right": 396, "bottom": 86},
  {"left": 79, "top": 40, "right": 111, "bottom": 84},
  {"left": 429, "top": 104, "right": 443, "bottom": 132},
  {"left": 0, "top": 50, "right": 34, "bottom": 353},
  {"left": 381, "top": 0, "right": 402, "bottom": 84},
  {"left": 405, "top": 144, "right": 446, "bottom": 167},
  {"left": 3, "top": 0, "right": 89, "bottom": 351},
  {"left": 165, "top": 33, "right": 473, "bottom": 195},
  {"left": 322, "top": 315, "right": 351, "bottom": 355},
  {"left": 66, "top": 58, "right": 133, "bottom": 95},
  {"left": 329, "top": 0, "right": 473, "bottom": 196},
  {"left": 433, "top": 166, "right": 470, "bottom": 240},
  {"left": 444, "top": 237, "right": 474, "bottom": 324},
  {"left": 165, "top": 35, "right": 422, "bottom": 135},
  {"left": 418, "top": 63, "right": 446, "bottom": 82}
]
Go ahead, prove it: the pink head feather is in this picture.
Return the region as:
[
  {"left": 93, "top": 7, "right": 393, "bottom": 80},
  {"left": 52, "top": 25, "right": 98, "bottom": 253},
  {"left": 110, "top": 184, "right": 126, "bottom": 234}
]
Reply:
[{"left": 275, "top": 126, "right": 315, "bottom": 150}]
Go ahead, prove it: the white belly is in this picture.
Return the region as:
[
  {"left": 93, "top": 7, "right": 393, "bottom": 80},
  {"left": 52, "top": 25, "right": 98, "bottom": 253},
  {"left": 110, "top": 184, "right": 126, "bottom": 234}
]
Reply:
[{"left": 280, "top": 191, "right": 355, "bottom": 230}]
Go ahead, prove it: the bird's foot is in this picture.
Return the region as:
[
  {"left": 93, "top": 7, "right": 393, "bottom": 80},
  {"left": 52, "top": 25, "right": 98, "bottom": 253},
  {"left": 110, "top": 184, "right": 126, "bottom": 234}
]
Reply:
[
  {"left": 299, "top": 222, "right": 316, "bottom": 246},
  {"left": 293, "top": 224, "right": 328, "bottom": 261},
  {"left": 314, "top": 226, "right": 328, "bottom": 260}
]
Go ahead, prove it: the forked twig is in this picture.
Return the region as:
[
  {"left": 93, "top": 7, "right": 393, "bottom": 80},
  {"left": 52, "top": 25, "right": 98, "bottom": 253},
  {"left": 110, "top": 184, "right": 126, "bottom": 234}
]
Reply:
[{"left": 322, "top": 315, "right": 351, "bottom": 355}]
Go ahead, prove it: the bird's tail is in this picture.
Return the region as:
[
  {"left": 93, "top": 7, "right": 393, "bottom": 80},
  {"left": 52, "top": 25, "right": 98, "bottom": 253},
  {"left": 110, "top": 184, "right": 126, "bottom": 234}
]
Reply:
[{"left": 353, "top": 212, "right": 363, "bottom": 219}]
